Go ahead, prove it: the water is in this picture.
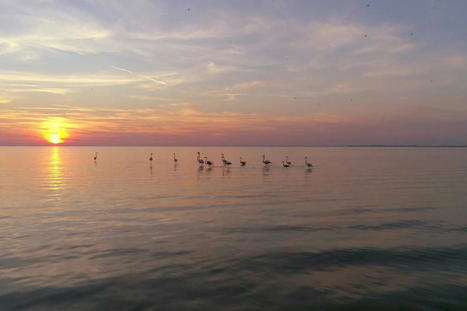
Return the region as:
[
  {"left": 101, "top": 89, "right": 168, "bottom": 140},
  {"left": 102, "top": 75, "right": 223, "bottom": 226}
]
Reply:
[{"left": 0, "top": 147, "right": 466, "bottom": 310}]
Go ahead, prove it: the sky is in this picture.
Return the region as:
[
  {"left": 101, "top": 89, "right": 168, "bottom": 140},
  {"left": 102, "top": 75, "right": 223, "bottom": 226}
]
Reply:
[{"left": 0, "top": 0, "right": 466, "bottom": 146}]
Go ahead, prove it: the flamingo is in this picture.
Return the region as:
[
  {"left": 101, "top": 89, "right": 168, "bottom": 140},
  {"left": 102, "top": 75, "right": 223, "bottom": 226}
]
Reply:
[
  {"left": 285, "top": 156, "right": 292, "bottom": 165},
  {"left": 282, "top": 161, "right": 290, "bottom": 168},
  {"left": 305, "top": 156, "right": 313, "bottom": 168},
  {"left": 149, "top": 153, "right": 153, "bottom": 162},
  {"left": 262, "top": 154, "right": 271, "bottom": 166},
  {"left": 240, "top": 156, "right": 246, "bottom": 166},
  {"left": 197, "top": 152, "right": 204, "bottom": 165},
  {"left": 173, "top": 153, "right": 178, "bottom": 163},
  {"left": 221, "top": 153, "right": 232, "bottom": 166},
  {"left": 93, "top": 152, "right": 98, "bottom": 161},
  {"left": 204, "top": 157, "right": 213, "bottom": 167}
]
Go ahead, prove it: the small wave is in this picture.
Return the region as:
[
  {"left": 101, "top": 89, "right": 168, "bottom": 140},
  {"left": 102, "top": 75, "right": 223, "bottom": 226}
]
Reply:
[
  {"left": 349, "top": 220, "right": 440, "bottom": 231},
  {"left": 232, "top": 246, "right": 467, "bottom": 274}
]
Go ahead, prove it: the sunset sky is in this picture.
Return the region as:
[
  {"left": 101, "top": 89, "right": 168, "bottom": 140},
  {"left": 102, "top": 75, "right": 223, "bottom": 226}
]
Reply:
[{"left": 0, "top": 0, "right": 466, "bottom": 145}]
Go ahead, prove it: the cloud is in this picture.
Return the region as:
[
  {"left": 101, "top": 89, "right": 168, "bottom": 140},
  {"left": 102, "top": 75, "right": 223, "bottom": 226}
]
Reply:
[
  {"left": 361, "top": 61, "right": 429, "bottom": 78},
  {"left": 302, "top": 22, "right": 363, "bottom": 50},
  {"left": 9, "top": 87, "right": 70, "bottom": 95},
  {"left": 226, "top": 81, "right": 267, "bottom": 91},
  {"left": 206, "top": 61, "right": 239, "bottom": 74},
  {"left": 352, "top": 26, "right": 415, "bottom": 55},
  {"left": 0, "top": 16, "right": 111, "bottom": 56},
  {"left": 443, "top": 54, "right": 467, "bottom": 68},
  {"left": 0, "top": 97, "right": 12, "bottom": 104},
  {"left": 0, "top": 71, "right": 139, "bottom": 86},
  {"left": 202, "top": 80, "right": 267, "bottom": 101},
  {"left": 111, "top": 66, "right": 167, "bottom": 85}
]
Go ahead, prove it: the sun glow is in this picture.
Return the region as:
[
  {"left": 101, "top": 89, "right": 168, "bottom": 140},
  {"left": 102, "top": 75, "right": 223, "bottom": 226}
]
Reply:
[
  {"left": 40, "top": 118, "right": 70, "bottom": 144},
  {"left": 48, "top": 134, "right": 63, "bottom": 144}
]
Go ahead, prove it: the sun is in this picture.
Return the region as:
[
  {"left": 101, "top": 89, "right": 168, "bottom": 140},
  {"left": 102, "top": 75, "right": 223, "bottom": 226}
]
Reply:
[
  {"left": 40, "top": 118, "right": 70, "bottom": 144},
  {"left": 48, "top": 134, "right": 63, "bottom": 144}
]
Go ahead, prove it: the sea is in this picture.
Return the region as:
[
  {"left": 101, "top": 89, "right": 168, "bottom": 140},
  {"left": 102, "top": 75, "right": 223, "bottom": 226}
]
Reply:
[{"left": 0, "top": 146, "right": 466, "bottom": 310}]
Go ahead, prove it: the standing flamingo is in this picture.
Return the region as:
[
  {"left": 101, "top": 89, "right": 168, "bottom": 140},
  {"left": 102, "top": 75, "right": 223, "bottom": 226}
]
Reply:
[
  {"left": 149, "top": 153, "right": 153, "bottom": 162},
  {"left": 262, "top": 154, "right": 271, "bottom": 166},
  {"left": 173, "top": 153, "right": 178, "bottom": 163},
  {"left": 285, "top": 156, "right": 292, "bottom": 165},
  {"left": 305, "top": 156, "right": 313, "bottom": 168},
  {"left": 240, "top": 156, "right": 246, "bottom": 166},
  {"left": 204, "top": 157, "right": 213, "bottom": 167},
  {"left": 93, "top": 152, "right": 98, "bottom": 161},
  {"left": 197, "top": 152, "right": 204, "bottom": 165},
  {"left": 221, "top": 153, "right": 232, "bottom": 166}
]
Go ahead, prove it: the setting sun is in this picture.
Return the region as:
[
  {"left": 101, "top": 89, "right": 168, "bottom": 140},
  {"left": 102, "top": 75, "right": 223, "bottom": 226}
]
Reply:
[
  {"left": 48, "top": 134, "right": 63, "bottom": 144},
  {"left": 40, "top": 118, "right": 70, "bottom": 144}
]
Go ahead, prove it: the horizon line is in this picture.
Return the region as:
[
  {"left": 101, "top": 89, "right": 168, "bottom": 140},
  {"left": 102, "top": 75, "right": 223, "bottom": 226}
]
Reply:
[{"left": 1, "top": 144, "right": 467, "bottom": 148}]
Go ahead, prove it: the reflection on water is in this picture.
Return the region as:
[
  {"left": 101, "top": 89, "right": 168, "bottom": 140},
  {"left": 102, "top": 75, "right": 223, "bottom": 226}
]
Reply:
[
  {"left": 47, "top": 147, "right": 62, "bottom": 192},
  {"left": 221, "top": 167, "right": 231, "bottom": 176},
  {"left": 262, "top": 165, "right": 271, "bottom": 176},
  {"left": 0, "top": 147, "right": 466, "bottom": 310}
]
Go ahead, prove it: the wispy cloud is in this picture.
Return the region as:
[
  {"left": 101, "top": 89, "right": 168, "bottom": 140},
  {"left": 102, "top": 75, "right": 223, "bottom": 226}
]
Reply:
[
  {"left": 443, "top": 54, "right": 467, "bottom": 68},
  {"left": 0, "top": 71, "right": 139, "bottom": 86},
  {"left": 206, "top": 62, "right": 240, "bottom": 74},
  {"left": 9, "top": 88, "right": 70, "bottom": 95},
  {"left": 202, "top": 80, "right": 267, "bottom": 101},
  {"left": 111, "top": 66, "right": 167, "bottom": 85},
  {"left": 0, "top": 96, "right": 13, "bottom": 104}
]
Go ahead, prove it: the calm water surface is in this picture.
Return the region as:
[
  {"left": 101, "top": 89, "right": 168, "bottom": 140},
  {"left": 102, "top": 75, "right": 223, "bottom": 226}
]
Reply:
[{"left": 0, "top": 147, "right": 466, "bottom": 310}]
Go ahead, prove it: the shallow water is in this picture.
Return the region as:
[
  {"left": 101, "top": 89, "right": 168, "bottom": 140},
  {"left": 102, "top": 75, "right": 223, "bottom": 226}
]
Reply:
[{"left": 0, "top": 146, "right": 466, "bottom": 310}]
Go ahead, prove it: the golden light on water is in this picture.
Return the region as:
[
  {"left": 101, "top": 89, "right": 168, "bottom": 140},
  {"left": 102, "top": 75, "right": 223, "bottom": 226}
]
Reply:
[
  {"left": 48, "top": 146, "right": 62, "bottom": 192},
  {"left": 40, "top": 118, "right": 70, "bottom": 144}
]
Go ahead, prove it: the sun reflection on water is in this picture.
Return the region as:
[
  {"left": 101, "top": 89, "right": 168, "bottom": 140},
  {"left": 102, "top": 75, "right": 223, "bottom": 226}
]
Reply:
[{"left": 48, "top": 146, "right": 62, "bottom": 192}]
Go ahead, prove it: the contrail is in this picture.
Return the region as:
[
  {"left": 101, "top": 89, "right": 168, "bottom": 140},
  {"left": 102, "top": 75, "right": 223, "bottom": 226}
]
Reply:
[
  {"left": 111, "top": 66, "right": 167, "bottom": 85},
  {"left": 111, "top": 66, "right": 133, "bottom": 75}
]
